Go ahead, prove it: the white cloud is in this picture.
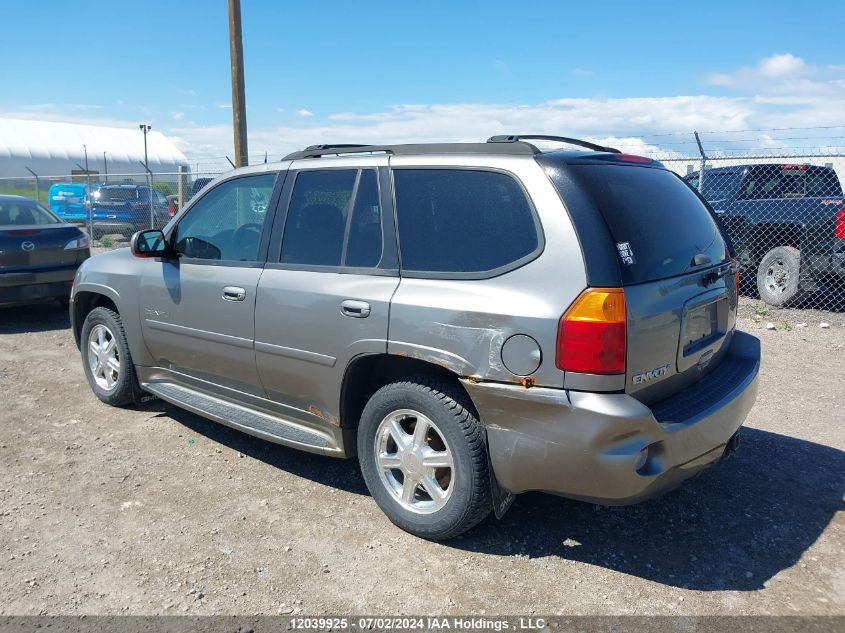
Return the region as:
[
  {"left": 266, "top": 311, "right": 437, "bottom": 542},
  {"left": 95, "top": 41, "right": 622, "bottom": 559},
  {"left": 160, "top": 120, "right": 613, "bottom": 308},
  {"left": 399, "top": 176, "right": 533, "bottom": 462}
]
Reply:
[
  {"left": 5, "top": 54, "right": 844, "bottom": 165},
  {"left": 571, "top": 68, "right": 594, "bottom": 77},
  {"left": 707, "top": 53, "right": 813, "bottom": 86},
  {"left": 159, "top": 77, "right": 845, "bottom": 162},
  {"left": 759, "top": 53, "right": 808, "bottom": 78},
  {"left": 170, "top": 111, "right": 184, "bottom": 120}
]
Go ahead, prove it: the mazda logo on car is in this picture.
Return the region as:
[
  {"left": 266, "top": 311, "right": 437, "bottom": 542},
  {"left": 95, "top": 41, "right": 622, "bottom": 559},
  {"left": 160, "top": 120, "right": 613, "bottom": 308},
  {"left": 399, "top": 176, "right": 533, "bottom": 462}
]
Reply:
[{"left": 21, "top": 241, "right": 35, "bottom": 251}]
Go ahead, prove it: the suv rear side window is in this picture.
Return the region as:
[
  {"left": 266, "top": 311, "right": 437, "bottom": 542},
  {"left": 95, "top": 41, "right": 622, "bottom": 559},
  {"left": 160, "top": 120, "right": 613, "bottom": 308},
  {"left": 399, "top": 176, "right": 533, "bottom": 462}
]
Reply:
[
  {"left": 393, "top": 169, "right": 539, "bottom": 275},
  {"left": 562, "top": 165, "right": 726, "bottom": 284},
  {"left": 280, "top": 169, "right": 384, "bottom": 268}
]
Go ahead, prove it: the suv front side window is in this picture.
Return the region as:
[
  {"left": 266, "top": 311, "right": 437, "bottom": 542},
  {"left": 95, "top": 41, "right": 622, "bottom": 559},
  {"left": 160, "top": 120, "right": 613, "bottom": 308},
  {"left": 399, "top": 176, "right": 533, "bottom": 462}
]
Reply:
[{"left": 174, "top": 173, "right": 276, "bottom": 262}]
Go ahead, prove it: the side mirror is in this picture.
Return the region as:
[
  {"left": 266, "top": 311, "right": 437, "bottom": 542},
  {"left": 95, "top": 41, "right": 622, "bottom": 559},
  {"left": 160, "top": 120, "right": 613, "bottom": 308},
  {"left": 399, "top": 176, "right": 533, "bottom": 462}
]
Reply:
[{"left": 130, "top": 229, "right": 168, "bottom": 258}]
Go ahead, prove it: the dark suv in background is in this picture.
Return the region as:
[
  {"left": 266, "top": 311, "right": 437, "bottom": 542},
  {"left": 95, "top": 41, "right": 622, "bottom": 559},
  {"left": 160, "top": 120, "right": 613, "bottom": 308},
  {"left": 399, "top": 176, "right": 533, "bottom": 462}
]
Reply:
[
  {"left": 91, "top": 185, "right": 170, "bottom": 238},
  {"left": 71, "top": 136, "right": 759, "bottom": 540},
  {"left": 685, "top": 163, "right": 845, "bottom": 305}
]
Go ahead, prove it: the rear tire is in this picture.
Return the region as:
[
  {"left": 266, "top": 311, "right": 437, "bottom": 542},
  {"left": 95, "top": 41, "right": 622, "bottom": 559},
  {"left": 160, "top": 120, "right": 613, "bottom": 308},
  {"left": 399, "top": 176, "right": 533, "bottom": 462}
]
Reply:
[
  {"left": 80, "top": 307, "right": 139, "bottom": 407},
  {"left": 357, "top": 376, "right": 492, "bottom": 540},
  {"left": 757, "top": 246, "right": 801, "bottom": 306}
]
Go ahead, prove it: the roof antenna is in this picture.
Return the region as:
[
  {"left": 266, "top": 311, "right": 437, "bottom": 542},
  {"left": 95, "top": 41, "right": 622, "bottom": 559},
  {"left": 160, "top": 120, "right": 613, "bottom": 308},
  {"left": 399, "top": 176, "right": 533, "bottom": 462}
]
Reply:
[{"left": 264, "top": 151, "right": 268, "bottom": 164}]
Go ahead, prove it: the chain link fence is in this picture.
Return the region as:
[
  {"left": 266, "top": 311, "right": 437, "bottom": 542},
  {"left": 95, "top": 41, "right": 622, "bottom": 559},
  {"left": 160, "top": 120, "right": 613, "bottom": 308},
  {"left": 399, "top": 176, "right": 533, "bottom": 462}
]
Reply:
[
  {"left": 646, "top": 149, "right": 845, "bottom": 312},
  {"left": 3, "top": 144, "right": 845, "bottom": 312},
  {"left": 0, "top": 168, "right": 224, "bottom": 250}
]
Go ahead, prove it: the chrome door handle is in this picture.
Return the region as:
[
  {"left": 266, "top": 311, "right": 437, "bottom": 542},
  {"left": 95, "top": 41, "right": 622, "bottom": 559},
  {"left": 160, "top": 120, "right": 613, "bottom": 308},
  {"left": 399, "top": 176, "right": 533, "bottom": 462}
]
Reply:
[
  {"left": 341, "top": 299, "right": 370, "bottom": 318},
  {"left": 222, "top": 286, "right": 246, "bottom": 302}
]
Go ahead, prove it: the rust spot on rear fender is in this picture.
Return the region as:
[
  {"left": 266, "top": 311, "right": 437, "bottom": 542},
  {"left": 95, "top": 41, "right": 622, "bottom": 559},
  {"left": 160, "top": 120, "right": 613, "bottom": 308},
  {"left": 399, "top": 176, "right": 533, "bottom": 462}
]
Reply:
[{"left": 517, "top": 376, "right": 536, "bottom": 389}]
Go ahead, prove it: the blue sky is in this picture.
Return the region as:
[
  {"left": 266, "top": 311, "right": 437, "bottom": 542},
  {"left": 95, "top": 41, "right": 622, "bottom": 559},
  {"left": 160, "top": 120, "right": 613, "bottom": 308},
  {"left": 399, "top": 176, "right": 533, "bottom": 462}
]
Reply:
[{"left": 2, "top": 0, "right": 844, "bottom": 162}]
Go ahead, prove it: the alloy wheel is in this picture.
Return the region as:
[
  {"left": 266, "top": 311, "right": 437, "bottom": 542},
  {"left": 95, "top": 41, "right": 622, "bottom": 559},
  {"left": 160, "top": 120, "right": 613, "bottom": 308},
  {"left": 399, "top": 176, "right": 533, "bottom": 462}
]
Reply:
[
  {"left": 87, "top": 324, "right": 121, "bottom": 391},
  {"left": 374, "top": 409, "right": 455, "bottom": 514}
]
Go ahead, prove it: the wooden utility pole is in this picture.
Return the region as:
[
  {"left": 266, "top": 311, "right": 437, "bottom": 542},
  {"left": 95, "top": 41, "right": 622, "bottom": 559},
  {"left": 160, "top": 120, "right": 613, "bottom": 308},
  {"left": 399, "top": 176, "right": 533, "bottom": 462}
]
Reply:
[{"left": 228, "top": 0, "right": 248, "bottom": 167}]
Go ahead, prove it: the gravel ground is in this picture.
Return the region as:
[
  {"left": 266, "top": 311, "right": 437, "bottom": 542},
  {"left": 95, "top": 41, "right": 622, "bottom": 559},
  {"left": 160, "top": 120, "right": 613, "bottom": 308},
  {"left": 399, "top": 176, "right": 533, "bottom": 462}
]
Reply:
[{"left": 0, "top": 297, "right": 842, "bottom": 616}]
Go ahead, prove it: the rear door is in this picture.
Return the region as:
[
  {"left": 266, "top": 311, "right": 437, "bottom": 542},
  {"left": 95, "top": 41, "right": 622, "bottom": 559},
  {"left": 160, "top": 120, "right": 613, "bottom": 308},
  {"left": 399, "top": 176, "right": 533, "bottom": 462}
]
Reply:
[
  {"left": 139, "top": 171, "right": 280, "bottom": 396},
  {"left": 254, "top": 159, "right": 399, "bottom": 426},
  {"left": 803, "top": 166, "right": 845, "bottom": 264},
  {"left": 552, "top": 162, "right": 736, "bottom": 404}
]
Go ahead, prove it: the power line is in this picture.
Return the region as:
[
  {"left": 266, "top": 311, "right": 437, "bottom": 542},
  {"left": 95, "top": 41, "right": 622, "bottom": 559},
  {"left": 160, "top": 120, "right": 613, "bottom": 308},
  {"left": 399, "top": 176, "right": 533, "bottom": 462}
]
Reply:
[
  {"left": 640, "top": 136, "right": 845, "bottom": 147},
  {"left": 640, "top": 125, "right": 845, "bottom": 139}
]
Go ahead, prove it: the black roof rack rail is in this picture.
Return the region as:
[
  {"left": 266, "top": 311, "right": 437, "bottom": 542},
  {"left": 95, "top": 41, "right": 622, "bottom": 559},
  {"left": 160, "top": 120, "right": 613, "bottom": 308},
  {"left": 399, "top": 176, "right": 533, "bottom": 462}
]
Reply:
[
  {"left": 487, "top": 134, "right": 621, "bottom": 154},
  {"left": 303, "top": 143, "right": 372, "bottom": 152},
  {"left": 283, "top": 142, "right": 541, "bottom": 161}
]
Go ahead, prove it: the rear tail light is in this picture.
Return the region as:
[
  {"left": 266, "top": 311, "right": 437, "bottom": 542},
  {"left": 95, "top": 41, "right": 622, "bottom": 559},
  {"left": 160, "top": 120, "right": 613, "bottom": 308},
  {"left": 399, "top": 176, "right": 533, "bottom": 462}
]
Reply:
[
  {"left": 733, "top": 260, "right": 740, "bottom": 295},
  {"left": 835, "top": 209, "right": 845, "bottom": 240},
  {"left": 727, "top": 246, "right": 740, "bottom": 295},
  {"left": 168, "top": 201, "right": 176, "bottom": 217},
  {"left": 556, "top": 287, "right": 626, "bottom": 374}
]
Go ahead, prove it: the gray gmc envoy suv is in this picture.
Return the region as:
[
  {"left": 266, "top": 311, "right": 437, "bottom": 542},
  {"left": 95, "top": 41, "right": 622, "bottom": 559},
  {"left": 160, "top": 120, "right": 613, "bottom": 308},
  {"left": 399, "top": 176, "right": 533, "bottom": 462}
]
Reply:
[{"left": 71, "top": 135, "right": 760, "bottom": 539}]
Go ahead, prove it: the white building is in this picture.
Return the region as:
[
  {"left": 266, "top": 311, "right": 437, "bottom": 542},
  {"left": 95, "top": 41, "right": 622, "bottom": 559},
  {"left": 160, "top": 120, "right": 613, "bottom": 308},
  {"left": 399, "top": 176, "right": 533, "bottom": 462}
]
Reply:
[{"left": 0, "top": 118, "right": 188, "bottom": 178}]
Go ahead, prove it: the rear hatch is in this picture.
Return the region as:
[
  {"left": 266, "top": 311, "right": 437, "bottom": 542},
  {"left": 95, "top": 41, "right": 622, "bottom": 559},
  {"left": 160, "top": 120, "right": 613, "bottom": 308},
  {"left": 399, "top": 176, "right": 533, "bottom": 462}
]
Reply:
[
  {"left": 541, "top": 155, "right": 737, "bottom": 405},
  {"left": 0, "top": 224, "right": 84, "bottom": 271},
  {"left": 92, "top": 187, "right": 146, "bottom": 222}
]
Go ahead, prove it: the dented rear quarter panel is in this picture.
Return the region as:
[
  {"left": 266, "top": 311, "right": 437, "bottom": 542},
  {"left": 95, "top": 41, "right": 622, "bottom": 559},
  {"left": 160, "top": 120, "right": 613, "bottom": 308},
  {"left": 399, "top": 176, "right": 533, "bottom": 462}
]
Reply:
[{"left": 387, "top": 155, "right": 586, "bottom": 388}]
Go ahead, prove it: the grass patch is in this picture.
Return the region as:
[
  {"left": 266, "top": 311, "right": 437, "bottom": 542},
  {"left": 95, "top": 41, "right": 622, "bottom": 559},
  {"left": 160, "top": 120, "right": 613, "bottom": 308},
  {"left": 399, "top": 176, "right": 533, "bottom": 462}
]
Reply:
[
  {"left": 753, "top": 302, "right": 771, "bottom": 318},
  {"left": 0, "top": 183, "right": 49, "bottom": 206}
]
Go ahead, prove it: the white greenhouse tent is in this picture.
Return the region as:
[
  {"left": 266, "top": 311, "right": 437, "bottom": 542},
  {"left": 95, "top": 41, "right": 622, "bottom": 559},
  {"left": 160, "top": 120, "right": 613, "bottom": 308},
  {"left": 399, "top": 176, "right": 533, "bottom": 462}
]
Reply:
[{"left": 0, "top": 118, "right": 188, "bottom": 178}]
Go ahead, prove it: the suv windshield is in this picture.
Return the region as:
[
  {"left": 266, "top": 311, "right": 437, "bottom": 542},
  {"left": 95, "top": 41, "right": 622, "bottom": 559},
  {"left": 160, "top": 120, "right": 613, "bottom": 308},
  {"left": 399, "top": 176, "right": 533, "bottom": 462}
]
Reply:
[{"left": 553, "top": 165, "right": 727, "bottom": 284}]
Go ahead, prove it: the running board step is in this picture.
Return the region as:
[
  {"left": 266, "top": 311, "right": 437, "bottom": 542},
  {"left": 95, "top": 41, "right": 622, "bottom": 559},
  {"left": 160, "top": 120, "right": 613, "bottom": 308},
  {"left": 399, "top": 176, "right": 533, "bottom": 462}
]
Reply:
[{"left": 143, "top": 381, "right": 337, "bottom": 454}]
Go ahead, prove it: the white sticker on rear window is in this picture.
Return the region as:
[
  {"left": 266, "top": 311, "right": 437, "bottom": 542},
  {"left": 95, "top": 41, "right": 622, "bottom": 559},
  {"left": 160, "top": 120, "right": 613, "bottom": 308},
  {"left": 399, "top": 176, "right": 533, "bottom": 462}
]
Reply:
[{"left": 616, "top": 241, "right": 636, "bottom": 266}]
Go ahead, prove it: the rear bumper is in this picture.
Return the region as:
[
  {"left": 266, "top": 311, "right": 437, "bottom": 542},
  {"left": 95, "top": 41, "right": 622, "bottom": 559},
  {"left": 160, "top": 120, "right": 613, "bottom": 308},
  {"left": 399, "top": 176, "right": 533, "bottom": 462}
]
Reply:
[
  {"left": 800, "top": 245, "right": 845, "bottom": 282},
  {"left": 462, "top": 330, "right": 760, "bottom": 504},
  {"left": 92, "top": 221, "right": 143, "bottom": 235},
  {"left": 0, "top": 265, "right": 78, "bottom": 304}
]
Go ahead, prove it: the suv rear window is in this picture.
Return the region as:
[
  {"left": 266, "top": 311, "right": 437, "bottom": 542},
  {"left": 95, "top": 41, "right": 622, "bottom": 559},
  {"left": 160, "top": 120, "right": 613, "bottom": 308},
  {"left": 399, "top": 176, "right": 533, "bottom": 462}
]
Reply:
[
  {"left": 806, "top": 167, "right": 843, "bottom": 197},
  {"left": 560, "top": 165, "right": 726, "bottom": 284},
  {"left": 97, "top": 187, "right": 140, "bottom": 201},
  {"left": 393, "top": 169, "right": 539, "bottom": 275}
]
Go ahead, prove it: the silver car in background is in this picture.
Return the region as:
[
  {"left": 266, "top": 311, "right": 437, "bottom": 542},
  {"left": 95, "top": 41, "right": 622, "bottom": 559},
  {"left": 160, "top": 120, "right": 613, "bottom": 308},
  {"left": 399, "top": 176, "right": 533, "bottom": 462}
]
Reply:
[{"left": 70, "top": 136, "right": 759, "bottom": 540}]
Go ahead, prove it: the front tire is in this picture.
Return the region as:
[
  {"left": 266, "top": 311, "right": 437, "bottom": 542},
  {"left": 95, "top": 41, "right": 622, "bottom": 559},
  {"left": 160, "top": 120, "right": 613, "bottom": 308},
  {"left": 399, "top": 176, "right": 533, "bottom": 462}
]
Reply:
[
  {"left": 757, "top": 246, "right": 801, "bottom": 306},
  {"left": 357, "top": 377, "right": 492, "bottom": 540},
  {"left": 80, "top": 306, "right": 139, "bottom": 406}
]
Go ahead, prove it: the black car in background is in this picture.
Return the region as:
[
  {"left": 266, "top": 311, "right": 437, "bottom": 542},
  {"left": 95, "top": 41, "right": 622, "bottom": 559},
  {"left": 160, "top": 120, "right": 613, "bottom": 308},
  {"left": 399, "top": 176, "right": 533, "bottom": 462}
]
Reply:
[
  {"left": 0, "top": 195, "right": 90, "bottom": 306},
  {"left": 91, "top": 185, "right": 170, "bottom": 238},
  {"left": 685, "top": 164, "right": 845, "bottom": 305}
]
